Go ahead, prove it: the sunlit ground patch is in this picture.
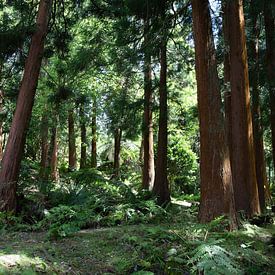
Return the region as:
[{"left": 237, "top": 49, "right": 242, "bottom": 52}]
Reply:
[{"left": 0, "top": 253, "right": 48, "bottom": 274}]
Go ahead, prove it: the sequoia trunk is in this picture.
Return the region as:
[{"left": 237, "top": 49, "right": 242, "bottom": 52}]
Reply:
[
  {"left": 153, "top": 38, "right": 170, "bottom": 205},
  {"left": 114, "top": 128, "right": 122, "bottom": 177},
  {"left": 0, "top": 0, "right": 52, "bottom": 212},
  {"left": 80, "top": 103, "right": 87, "bottom": 169},
  {"left": 68, "top": 109, "right": 77, "bottom": 171},
  {"left": 0, "top": 90, "right": 4, "bottom": 161},
  {"left": 192, "top": 0, "right": 236, "bottom": 225},
  {"left": 249, "top": 5, "right": 267, "bottom": 211},
  {"left": 142, "top": 17, "right": 155, "bottom": 190},
  {"left": 91, "top": 100, "right": 97, "bottom": 168},
  {"left": 264, "top": 0, "right": 275, "bottom": 173},
  {"left": 227, "top": 0, "right": 260, "bottom": 215},
  {"left": 50, "top": 124, "right": 58, "bottom": 182}
]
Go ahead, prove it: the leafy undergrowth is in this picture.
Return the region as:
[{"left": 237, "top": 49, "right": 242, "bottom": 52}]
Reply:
[
  {"left": 0, "top": 216, "right": 274, "bottom": 274},
  {"left": 0, "top": 169, "right": 274, "bottom": 274}
]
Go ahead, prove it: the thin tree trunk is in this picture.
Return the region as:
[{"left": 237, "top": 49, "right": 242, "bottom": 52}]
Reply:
[
  {"left": 80, "top": 103, "right": 87, "bottom": 169},
  {"left": 142, "top": 17, "right": 155, "bottom": 191},
  {"left": 0, "top": 90, "right": 4, "bottom": 162},
  {"left": 50, "top": 123, "right": 58, "bottom": 181},
  {"left": 264, "top": 0, "right": 275, "bottom": 173},
  {"left": 139, "top": 138, "right": 144, "bottom": 165},
  {"left": 249, "top": 4, "right": 267, "bottom": 211},
  {"left": 68, "top": 109, "right": 77, "bottom": 171},
  {"left": 0, "top": 0, "right": 52, "bottom": 212},
  {"left": 227, "top": 0, "right": 260, "bottom": 216},
  {"left": 91, "top": 100, "right": 97, "bottom": 168},
  {"left": 153, "top": 38, "right": 171, "bottom": 205},
  {"left": 39, "top": 113, "right": 49, "bottom": 179},
  {"left": 114, "top": 128, "right": 122, "bottom": 177},
  {"left": 192, "top": 0, "right": 236, "bottom": 226}
]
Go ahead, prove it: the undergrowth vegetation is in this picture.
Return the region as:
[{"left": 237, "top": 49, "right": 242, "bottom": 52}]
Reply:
[{"left": 0, "top": 168, "right": 274, "bottom": 274}]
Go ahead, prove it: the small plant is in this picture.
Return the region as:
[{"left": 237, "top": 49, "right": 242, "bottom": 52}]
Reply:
[{"left": 188, "top": 240, "right": 242, "bottom": 275}]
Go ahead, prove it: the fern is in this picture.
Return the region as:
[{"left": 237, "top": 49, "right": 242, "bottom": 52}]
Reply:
[{"left": 188, "top": 241, "right": 243, "bottom": 275}]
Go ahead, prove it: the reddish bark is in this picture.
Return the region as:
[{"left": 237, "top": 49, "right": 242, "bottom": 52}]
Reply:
[
  {"left": 39, "top": 113, "right": 49, "bottom": 179},
  {"left": 114, "top": 128, "right": 122, "bottom": 177},
  {"left": 68, "top": 109, "right": 77, "bottom": 171},
  {"left": 227, "top": 0, "right": 260, "bottom": 216},
  {"left": 264, "top": 1, "right": 275, "bottom": 174},
  {"left": 222, "top": 1, "right": 232, "bottom": 161},
  {"left": 153, "top": 39, "right": 170, "bottom": 205},
  {"left": 142, "top": 17, "right": 155, "bottom": 190},
  {"left": 249, "top": 5, "right": 267, "bottom": 211},
  {"left": 192, "top": 0, "right": 236, "bottom": 225},
  {"left": 0, "top": 0, "right": 52, "bottom": 212},
  {"left": 91, "top": 100, "right": 97, "bottom": 168}
]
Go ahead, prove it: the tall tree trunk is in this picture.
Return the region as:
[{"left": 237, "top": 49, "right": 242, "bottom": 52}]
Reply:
[
  {"left": 80, "top": 103, "right": 87, "bottom": 169},
  {"left": 153, "top": 39, "right": 171, "bottom": 205},
  {"left": 142, "top": 17, "right": 155, "bottom": 191},
  {"left": 114, "top": 128, "right": 122, "bottom": 177},
  {"left": 0, "top": 0, "right": 52, "bottom": 212},
  {"left": 192, "top": 0, "right": 236, "bottom": 226},
  {"left": 264, "top": 0, "right": 275, "bottom": 173},
  {"left": 227, "top": 0, "right": 260, "bottom": 216},
  {"left": 50, "top": 123, "right": 58, "bottom": 181},
  {"left": 91, "top": 100, "right": 97, "bottom": 168},
  {"left": 0, "top": 90, "right": 4, "bottom": 162},
  {"left": 68, "top": 109, "right": 77, "bottom": 171},
  {"left": 39, "top": 113, "right": 49, "bottom": 179},
  {"left": 222, "top": 1, "right": 232, "bottom": 161},
  {"left": 249, "top": 4, "right": 267, "bottom": 211}
]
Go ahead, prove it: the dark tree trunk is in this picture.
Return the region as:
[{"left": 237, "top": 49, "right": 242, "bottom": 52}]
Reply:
[
  {"left": 68, "top": 109, "right": 77, "bottom": 171},
  {"left": 114, "top": 128, "right": 122, "bottom": 177},
  {"left": 192, "top": 0, "right": 236, "bottom": 226},
  {"left": 227, "top": 0, "right": 260, "bottom": 216},
  {"left": 139, "top": 138, "right": 144, "bottom": 165},
  {"left": 91, "top": 100, "right": 97, "bottom": 168},
  {"left": 80, "top": 103, "right": 87, "bottom": 169},
  {"left": 264, "top": 0, "right": 275, "bottom": 173},
  {"left": 142, "top": 17, "right": 155, "bottom": 191},
  {"left": 39, "top": 113, "right": 49, "bottom": 179},
  {"left": 50, "top": 124, "right": 58, "bottom": 182},
  {"left": 0, "top": 0, "right": 52, "bottom": 212},
  {"left": 153, "top": 39, "right": 171, "bottom": 205},
  {"left": 0, "top": 90, "right": 4, "bottom": 162},
  {"left": 249, "top": 4, "right": 267, "bottom": 211}
]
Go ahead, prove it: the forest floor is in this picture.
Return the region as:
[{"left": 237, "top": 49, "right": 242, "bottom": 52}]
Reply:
[{"left": 0, "top": 215, "right": 275, "bottom": 274}]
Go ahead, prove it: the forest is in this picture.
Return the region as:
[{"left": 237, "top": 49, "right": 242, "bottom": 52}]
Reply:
[{"left": 0, "top": 0, "right": 274, "bottom": 274}]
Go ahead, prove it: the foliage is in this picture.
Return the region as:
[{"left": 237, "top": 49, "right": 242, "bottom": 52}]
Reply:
[{"left": 168, "top": 133, "right": 199, "bottom": 196}]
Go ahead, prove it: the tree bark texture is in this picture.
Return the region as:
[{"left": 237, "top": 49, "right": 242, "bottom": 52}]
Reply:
[
  {"left": 153, "top": 39, "right": 171, "bottom": 205},
  {"left": 192, "top": 0, "right": 236, "bottom": 225},
  {"left": 227, "top": 0, "right": 260, "bottom": 216},
  {"left": 68, "top": 109, "right": 77, "bottom": 171},
  {"left": 80, "top": 103, "right": 87, "bottom": 169},
  {"left": 0, "top": 90, "right": 4, "bottom": 162},
  {"left": 249, "top": 4, "right": 267, "bottom": 211},
  {"left": 0, "top": 0, "right": 52, "bottom": 212},
  {"left": 142, "top": 17, "right": 155, "bottom": 191},
  {"left": 264, "top": 0, "right": 275, "bottom": 173},
  {"left": 91, "top": 100, "right": 97, "bottom": 168},
  {"left": 222, "top": 1, "right": 232, "bottom": 162},
  {"left": 114, "top": 128, "right": 122, "bottom": 177}
]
